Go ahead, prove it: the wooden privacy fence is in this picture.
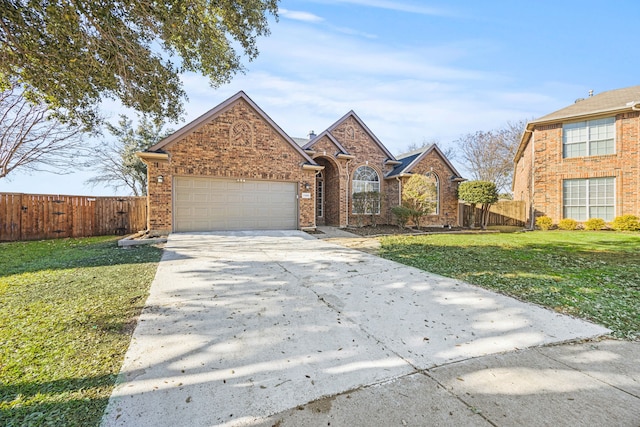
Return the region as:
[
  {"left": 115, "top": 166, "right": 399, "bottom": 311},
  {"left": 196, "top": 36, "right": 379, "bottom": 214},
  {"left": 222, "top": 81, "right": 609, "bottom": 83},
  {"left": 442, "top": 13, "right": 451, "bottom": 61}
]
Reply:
[
  {"left": 0, "top": 193, "right": 147, "bottom": 241},
  {"left": 461, "top": 200, "right": 527, "bottom": 228}
]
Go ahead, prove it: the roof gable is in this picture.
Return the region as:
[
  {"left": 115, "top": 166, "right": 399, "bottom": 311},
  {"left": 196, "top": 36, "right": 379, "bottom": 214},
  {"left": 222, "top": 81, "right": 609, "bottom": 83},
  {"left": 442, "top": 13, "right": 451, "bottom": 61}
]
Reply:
[
  {"left": 326, "top": 111, "right": 396, "bottom": 161},
  {"left": 146, "top": 91, "right": 317, "bottom": 164},
  {"left": 388, "top": 144, "right": 463, "bottom": 179},
  {"left": 302, "top": 130, "right": 350, "bottom": 154}
]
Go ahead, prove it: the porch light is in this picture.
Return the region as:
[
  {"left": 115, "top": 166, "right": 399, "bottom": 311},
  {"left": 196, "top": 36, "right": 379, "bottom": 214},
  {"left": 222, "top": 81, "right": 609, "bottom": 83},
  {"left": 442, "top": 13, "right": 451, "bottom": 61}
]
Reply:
[
  {"left": 303, "top": 182, "right": 311, "bottom": 190},
  {"left": 157, "top": 175, "right": 164, "bottom": 183}
]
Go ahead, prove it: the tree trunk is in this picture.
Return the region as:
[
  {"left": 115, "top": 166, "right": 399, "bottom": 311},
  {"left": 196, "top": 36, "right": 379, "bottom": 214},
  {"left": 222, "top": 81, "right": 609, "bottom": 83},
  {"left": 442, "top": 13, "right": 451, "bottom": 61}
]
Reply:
[{"left": 469, "top": 203, "right": 477, "bottom": 228}]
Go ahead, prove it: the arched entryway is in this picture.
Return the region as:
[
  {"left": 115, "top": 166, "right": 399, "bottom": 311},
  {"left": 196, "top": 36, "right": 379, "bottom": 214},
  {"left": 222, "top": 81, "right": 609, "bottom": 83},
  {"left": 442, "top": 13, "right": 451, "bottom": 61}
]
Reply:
[{"left": 313, "top": 156, "right": 341, "bottom": 226}]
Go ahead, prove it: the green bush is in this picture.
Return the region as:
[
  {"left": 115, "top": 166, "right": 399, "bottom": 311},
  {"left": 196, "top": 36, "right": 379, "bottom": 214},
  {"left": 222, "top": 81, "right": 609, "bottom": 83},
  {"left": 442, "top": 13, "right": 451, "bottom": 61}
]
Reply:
[
  {"left": 611, "top": 215, "right": 640, "bottom": 231},
  {"left": 457, "top": 180, "right": 499, "bottom": 229},
  {"left": 584, "top": 218, "right": 606, "bottom": 231},
  {"left": 558, "top": 218, "right": 578, "bottom": 230},
  {"left": 535, "top": 216, "right": 553, "bottom": 231},
  {"left": 391, "top": 205, "right": 412, "bottom": 229}
]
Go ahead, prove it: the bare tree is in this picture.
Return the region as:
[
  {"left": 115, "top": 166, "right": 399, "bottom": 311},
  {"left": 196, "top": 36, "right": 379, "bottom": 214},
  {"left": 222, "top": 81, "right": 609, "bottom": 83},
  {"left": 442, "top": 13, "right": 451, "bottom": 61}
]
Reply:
[
  {"left": 86, "top": 115, "right": 170, "bottom": 196},
  {"left": 0, "top": 82, "right": 87, "bottom": 179},
  {"left": 401, "top": 137, "right": 457, "bottom": 161},
  {"left": 456, "top": 119, "right": 526, "bottom": 194}
]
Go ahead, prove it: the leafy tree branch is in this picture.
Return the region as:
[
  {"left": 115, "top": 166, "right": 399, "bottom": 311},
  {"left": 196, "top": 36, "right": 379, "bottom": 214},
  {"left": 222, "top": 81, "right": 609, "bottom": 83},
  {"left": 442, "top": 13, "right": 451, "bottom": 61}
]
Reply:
[{"left": 0, "top": 0, "right": 279, "bottom": 128}]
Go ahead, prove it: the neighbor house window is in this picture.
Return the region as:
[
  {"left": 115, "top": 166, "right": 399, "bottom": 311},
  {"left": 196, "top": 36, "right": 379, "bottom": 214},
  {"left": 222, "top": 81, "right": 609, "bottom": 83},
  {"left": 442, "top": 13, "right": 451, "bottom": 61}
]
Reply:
[
  {"left": 425, "top": 172, "right": 439, "bottom": 215},
  {"left": 563, "top": 177, "right": 615, "bottom": 221},
  {"left": 352, "top": 165, "right": 380, "bottom": 214},
  {"left": 563, "top": 117, "right": 615, "bottom": 158}
]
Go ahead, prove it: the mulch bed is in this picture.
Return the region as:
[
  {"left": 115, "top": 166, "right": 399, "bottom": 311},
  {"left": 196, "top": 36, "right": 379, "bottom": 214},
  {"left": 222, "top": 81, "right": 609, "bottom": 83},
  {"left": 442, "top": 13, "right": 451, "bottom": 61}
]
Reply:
[{"left": 344, "top": 225, "right": 463, "bottom": 237}]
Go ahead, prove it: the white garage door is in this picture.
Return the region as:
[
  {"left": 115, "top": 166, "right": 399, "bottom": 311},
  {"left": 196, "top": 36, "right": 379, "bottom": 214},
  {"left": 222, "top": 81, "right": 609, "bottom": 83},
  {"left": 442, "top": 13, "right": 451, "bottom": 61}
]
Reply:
[{"left": 174, "top": 177, "right": 298, "bottom": 232}]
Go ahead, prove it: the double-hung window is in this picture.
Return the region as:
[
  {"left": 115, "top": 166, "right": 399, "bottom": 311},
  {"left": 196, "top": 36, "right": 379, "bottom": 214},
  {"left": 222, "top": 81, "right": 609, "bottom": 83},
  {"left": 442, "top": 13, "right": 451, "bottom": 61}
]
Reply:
[
  {"left": 563, "top": 117, "right": 615, "bottom": 158},
  {"left": 563, "top": 177, "right": 615, "bottom": 221}
]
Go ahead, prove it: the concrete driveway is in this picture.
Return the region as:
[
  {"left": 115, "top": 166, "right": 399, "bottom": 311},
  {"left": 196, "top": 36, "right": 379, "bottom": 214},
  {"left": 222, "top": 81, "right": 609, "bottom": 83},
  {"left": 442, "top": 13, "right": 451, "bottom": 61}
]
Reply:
[{"left": 101, "top": 231, "right": 633, "bottom": 426}]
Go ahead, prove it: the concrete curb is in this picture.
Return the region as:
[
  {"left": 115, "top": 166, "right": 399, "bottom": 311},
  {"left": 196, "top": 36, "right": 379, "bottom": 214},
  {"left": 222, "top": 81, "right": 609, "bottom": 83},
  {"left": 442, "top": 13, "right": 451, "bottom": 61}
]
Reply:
[{"left": 117, "top": 232, "right": 167, "bottom": 247}]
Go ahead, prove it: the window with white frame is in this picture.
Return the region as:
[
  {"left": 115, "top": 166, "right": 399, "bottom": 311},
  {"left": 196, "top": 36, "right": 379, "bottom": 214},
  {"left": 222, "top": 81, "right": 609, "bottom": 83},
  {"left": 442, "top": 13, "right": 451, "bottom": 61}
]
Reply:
[
  {"left": 352, "top": 165, "right": 380, "bottom": 214},
  {"left": 425, "top": 172, "right": 439, "bottom": 215},
  {"left": 563, "top": 177, "right": 615, "bottom": 221},
  {"left": 563, "top": 117, "right": 615, "bottom": 158}
]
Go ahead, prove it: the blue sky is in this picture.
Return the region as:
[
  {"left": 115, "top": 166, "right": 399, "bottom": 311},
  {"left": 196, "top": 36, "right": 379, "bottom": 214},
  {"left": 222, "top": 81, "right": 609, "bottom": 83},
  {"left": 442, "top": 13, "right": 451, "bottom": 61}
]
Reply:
[{"left": 2, "top": 0, "right": 639, "bottom": 196}]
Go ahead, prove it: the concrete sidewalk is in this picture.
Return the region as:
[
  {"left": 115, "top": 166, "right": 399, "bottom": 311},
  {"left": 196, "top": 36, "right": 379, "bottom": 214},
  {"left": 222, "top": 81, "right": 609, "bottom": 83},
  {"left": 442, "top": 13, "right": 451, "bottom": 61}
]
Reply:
[
  {"left": 101, "top": 231, "right": 638, "bottom": 427},
  {"left": 260, "top": 339, "right": 640, "bottom": 426}
]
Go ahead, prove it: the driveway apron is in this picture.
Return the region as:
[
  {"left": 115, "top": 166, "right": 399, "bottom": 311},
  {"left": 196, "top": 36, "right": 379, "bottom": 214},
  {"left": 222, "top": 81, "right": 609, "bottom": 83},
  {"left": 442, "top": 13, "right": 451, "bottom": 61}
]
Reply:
[{"left": 101, "top": 231, "right": 609, "bottom": 426}]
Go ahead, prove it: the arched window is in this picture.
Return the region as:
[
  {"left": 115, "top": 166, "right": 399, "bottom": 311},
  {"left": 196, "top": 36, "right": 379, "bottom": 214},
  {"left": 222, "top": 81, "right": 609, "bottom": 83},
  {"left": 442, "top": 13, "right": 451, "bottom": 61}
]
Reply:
[
  {"left": 352, "top": 165, "right": 380, "bottom": 214},
  {"left": 425, "top": 172, "right": 439, "bottom": 215}
]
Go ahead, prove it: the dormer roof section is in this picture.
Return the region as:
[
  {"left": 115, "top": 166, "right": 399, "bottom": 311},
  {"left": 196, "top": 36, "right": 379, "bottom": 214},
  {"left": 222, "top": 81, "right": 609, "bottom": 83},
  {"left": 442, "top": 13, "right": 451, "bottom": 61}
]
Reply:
[
  {"left": 388, "top": 144, "right": 463, "bottom": 180},
  {"left": 326, "top": 110, "right": 397, "bottom": 161},
  {"left": 302, "top": 130, "right": 351, "bottom": 155}
]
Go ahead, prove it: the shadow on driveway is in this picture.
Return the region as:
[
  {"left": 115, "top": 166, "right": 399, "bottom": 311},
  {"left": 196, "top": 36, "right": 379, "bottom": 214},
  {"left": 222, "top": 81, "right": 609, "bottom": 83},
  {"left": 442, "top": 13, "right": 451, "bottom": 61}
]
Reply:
[{"left": 101, "top": 231, "right": 612, "bottom": 427}]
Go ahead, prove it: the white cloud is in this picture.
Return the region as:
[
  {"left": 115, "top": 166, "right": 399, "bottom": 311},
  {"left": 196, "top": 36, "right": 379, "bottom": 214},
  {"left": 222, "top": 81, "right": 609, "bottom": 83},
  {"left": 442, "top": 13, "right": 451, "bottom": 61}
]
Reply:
[
  {"left": 177, "top": 18, "right": 544, "bottom": 163},
  {"left": 314, "top": 0, "right": 453, "bottom": 16},
  {"left": 279, "top": 9, "right": 324, "bottom": 23}
]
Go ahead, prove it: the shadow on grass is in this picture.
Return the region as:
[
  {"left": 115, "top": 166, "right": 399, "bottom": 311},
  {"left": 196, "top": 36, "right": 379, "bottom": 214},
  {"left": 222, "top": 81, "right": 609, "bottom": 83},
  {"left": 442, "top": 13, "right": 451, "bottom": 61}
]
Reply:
[
  {"left": 0, "top": 236, "right": 165, "bottom": 278},
  {"left": 0, "top": 375, "right": 114, "bottom": 427},
  {"left": 379, "top": 237, "right": 640, "bottom": 339}
]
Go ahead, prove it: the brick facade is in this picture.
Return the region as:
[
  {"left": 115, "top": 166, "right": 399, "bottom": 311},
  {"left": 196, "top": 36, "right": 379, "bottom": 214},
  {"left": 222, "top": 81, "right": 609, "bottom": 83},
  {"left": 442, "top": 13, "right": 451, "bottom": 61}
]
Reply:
[
  {"left": 140, "top": 95, "right": 318, "bottom": 233},
  {"left": 329, "top": 116, "right": 398, "bottom": 226},
  {"left": 306, "top": 118, "right": 462, "bottom": 228},
  {"left": 402, "top": 151, "right": 461, "bottom": 227},
  {"left": 140, "top": 91, "right": 462, "bottom": 233},
  {"left": 513, "top": 111, "right": 640, "bottom": 224}
]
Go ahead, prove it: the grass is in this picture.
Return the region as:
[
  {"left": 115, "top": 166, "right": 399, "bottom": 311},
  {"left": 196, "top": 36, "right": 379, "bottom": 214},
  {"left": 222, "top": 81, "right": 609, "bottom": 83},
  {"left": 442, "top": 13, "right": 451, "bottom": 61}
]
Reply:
[
  {"left": 379, "top": 230, "right": 640, "bottom": 340},
  {"left": 0, "top": 236, "right": 163, "bottom": 427}
]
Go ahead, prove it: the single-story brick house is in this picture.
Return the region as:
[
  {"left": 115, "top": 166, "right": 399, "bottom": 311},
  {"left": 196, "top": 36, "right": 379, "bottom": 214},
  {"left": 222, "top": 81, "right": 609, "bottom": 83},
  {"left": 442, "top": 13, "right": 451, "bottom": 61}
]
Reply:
[
  {"left": 513, "top": 85, "right": 640, "bottom": 226},
  {"left": 138, "top": 91, "right": 463, "bottom": 233}
]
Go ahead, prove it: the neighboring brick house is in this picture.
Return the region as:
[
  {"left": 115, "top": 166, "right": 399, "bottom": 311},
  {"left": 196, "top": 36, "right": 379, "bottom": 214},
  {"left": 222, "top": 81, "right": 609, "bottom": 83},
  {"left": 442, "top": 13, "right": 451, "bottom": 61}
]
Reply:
[
  {"left": 138, "top": 91, "right": 463, "bottom": 233},
  {"left": 513, "top": 85, "right": 640, "bottom": 226}
]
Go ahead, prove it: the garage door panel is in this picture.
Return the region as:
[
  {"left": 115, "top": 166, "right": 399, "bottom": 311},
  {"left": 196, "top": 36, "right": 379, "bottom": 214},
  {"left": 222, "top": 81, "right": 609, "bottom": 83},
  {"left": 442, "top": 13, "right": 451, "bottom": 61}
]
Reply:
[{"left": 174, "top": 177, "right": 297, "bottom": 232}]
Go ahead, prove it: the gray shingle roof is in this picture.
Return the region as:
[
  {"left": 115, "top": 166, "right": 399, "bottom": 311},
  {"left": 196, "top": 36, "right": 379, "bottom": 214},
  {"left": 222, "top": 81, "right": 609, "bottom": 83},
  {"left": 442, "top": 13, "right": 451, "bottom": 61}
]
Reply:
[
  {"left": 532, "top": 85, "right": 640, "bottom": 124},
  {"left": 387, "top": 144, "right": 464, "bottom": 180},
  {"left": 292, "top": 137, "right": 309, "bottom": 147},
  {"left": 515, "top": 85, "right": 640, "bottom": 166}
]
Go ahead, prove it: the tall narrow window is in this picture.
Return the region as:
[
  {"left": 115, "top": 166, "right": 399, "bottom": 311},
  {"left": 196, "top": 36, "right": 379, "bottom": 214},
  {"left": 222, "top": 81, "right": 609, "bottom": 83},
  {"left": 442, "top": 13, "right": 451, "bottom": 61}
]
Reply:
[
  {"left": 563, "top": 117, "right": 615, "bottom": 158},
  {"left": 563, "top": 177, "right": 615, "bottom": 221},
  {"left": 352, "top": 166, "right": 380, "bottom": 214},
  {"left": 425, "top": 172, "right": 439, "bottom": 215},
  {"left": 316, "top": 172, "right": 324, "bottom": 218}
]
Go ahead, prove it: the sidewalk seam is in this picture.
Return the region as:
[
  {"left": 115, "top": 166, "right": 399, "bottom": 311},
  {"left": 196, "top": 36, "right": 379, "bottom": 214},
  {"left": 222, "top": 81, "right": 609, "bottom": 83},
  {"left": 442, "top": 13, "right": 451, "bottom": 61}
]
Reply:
[{"left": 534, "top": 347, "right": 640, "bottom": 400}]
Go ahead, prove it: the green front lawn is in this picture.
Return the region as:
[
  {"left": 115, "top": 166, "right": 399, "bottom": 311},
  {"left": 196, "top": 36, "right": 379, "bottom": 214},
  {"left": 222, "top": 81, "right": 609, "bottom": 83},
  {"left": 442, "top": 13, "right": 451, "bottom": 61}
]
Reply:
[
  {"left": 379, "top": 231, "right": 640, "bottom": 340},
  {"left": 0, "top": 236, "right": 163, "bottom": 427}
]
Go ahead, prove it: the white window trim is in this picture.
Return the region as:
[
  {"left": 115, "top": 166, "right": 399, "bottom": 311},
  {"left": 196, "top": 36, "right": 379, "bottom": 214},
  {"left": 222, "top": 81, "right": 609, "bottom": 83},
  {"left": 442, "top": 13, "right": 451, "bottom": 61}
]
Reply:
[
  {"left": 562, "top": 177, "right": 616, "bottom": 221},
  {"left": 425, "top": 171, "right": 440, "bottom": 215},
  {"left": 352, "top": 166, "right": 381, "bottom": 214},
  {"left": 562, "top": 117, "right": 616, "bottom": 158}
]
